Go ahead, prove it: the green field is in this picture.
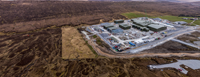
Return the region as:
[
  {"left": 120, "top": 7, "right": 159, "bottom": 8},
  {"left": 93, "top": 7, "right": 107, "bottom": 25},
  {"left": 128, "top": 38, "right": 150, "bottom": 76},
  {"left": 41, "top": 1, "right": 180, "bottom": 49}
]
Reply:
[
  {"left": 121, "top": 12, "right": 150, "bottom": 19},
  {"left": 122, "top": 13, "right": 192, "bottom": 23},
  {"left": 122, "top": 12, "right": 198, "bottom": 25},
  {"left": 194, "top": 20, "right": 200, "bottom": 25},
  {"left": 152, "top": 15, "right": 193, "bottom": 23}
]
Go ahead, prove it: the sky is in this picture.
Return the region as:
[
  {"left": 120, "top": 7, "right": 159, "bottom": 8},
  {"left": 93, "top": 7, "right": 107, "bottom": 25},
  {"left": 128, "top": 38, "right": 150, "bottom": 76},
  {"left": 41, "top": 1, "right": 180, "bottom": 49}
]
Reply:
[
  {"left": 178, "top": 0, "right": 200, "bottom": 2},
  {"left": 1, "top": 0, "right": 200, "bottom": 2},
  {"left": 132, "top": 0, "right": 200, "bottom": 2}
]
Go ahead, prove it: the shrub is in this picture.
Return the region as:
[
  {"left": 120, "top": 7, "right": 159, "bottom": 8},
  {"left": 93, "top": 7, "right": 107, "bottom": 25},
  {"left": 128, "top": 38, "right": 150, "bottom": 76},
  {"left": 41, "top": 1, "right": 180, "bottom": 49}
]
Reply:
[{"left": 93, "top": 35, "right": 97, "bottom": 38}]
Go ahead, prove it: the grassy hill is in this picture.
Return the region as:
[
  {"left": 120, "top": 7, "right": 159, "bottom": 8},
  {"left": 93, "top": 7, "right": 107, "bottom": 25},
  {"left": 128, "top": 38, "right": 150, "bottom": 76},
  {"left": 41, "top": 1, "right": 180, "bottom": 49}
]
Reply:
[
  {"left": 154, "top": 15, "right": 193, "bottom": 23},
  {"left": 194, "top": 20, "right": 200, "bottom": 25},
  {"left": 155, "top": 16, "right": 200, "bottom": 25},
  {"left": 122, "top": 12, "right": 195, "bottom": 25}
]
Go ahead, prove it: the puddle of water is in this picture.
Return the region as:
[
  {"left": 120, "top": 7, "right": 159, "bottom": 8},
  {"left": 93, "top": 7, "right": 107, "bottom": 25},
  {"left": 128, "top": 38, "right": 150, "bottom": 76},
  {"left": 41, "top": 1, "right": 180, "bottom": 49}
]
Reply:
[{"left": 148, "top": 59, "right": 200, "bottom": 74}]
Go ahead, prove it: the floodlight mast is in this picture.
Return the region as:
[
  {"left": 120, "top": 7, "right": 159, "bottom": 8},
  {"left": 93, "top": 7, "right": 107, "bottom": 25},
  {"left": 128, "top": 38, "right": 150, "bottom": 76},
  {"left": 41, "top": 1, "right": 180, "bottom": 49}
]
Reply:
[{"left": 145, "top": 9, "right": 147, "bottom": 19}]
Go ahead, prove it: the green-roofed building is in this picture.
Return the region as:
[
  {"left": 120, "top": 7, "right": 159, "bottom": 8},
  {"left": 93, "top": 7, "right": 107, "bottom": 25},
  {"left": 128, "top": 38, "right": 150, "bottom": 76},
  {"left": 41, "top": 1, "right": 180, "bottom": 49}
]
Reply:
[
  {"left": 107, "top": 27, "right": 118, "bottom": 33},
  {"left": 147, "top": 24, "right": 167, "bottom": 32},
  {"left": 131, "top": 19, "right": 152, "bottom": 27},
  {"left": 103, "top": 24, "right": 114, "bottom": 29},
  {"left": 114, "top": 19, "right": 124, "bottom": 23},
  {"left": 119, "top": 23, "right": 131, "bottom": 30},
  {"left": 132, "top": 24, "right": 149, "bottom": 32},
  {"left": 135, "top": 25, "right": 142, "bottom": 29},
  {"left": 144, "top": 27, "right": 149, "bottom": 32},
  {"left": 132, "top": 24, "right": 136, "bottom": 28},
  {"left": 132, "top": 24, "right": 138, "bottom": 28},
  {"left": 108, "top": 27, "right": 118, "bottom": 31},
  {"left": 131, "top": 19, "right": 138, "bottom": 22},
  {"left": 140, "top": 27, "right": 144, "bottom": 30},
  {"left": 111, "top": 37, "right": 118, "bottom": 42},
  {"left": 132, "top": 25, "right": 137, "bottom": 28},
  {"left": 138, "top": 22, "right": 149, "bottom": 27},
  {"left": 133, "top": 25, "right": 140, "bottom": 29},
  {"left": 94, "top": 26, "right": 101, "bottom": 31},
  {"left": 131, "top": 19, "right": 144, "bottom": 23},
  {"left": 140, "top": 27, "right": 149, "bottom": 32}
]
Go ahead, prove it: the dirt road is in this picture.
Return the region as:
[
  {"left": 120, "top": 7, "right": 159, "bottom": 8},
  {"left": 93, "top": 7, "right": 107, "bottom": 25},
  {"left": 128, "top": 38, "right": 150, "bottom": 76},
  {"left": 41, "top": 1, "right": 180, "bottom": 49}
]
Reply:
[{"left": 88, "top": 40, "right": 200, "bottom": 58}]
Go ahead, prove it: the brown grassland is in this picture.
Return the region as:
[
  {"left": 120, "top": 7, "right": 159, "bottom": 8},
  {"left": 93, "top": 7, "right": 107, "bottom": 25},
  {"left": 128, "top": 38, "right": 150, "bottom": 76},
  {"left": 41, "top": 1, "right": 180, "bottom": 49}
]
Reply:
[
  {"left": 0, "top": 1, "right": 200, "bottom": 77},
  {"left": 0, "top": 1, "right": 200, "bottom": 33},
  {"left": 177, "top": 31, "right": 200, "bottom": 43}
]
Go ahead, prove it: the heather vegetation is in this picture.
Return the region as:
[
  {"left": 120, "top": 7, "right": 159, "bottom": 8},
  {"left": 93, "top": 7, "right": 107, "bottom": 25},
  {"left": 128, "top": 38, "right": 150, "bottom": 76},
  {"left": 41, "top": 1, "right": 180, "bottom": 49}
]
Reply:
[
  {"left": 0, "top": 1, "right": 200, "bottom": 77},
  {"left": 0, "top": 1, "right": 200, "bottom": 32},
  {"left": 121, "top": 12, "right": 150, "bottom": 19}
]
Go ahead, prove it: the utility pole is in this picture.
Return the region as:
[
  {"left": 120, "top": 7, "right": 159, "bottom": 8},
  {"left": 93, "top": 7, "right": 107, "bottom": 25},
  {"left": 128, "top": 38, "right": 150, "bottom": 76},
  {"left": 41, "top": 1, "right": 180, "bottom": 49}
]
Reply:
[
  {"left": 145, "top": 9, "right": 147, "bottom": 20},
  {"left": 145, "top": 9, "right": 147, "bottom": 18}
]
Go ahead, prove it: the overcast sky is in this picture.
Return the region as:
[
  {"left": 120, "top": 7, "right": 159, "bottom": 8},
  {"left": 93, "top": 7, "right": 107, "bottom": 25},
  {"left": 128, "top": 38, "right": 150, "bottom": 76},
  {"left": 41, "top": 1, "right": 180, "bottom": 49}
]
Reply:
[
  {"left": 1, "top": 0, "right": 200, "bottom": 2},
  {"left": 133, "top": 0, "right": 200, "bottom": 2},
  {"left": 173, "top": 0, "right": 200, "bottom": 2}
]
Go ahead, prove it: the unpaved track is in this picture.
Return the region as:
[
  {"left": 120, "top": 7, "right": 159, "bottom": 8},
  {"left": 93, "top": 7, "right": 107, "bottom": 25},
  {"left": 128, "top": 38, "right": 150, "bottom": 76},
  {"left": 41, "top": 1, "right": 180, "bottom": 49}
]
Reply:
[
  {"left": 1, "top": 28, "right": 200, "bottom": 77},
  {"left": 171, "top": 39, "right": 200, "bottom": 49},
  {"left": 88, "top": 40, "right": 200, "bottom": 58}
]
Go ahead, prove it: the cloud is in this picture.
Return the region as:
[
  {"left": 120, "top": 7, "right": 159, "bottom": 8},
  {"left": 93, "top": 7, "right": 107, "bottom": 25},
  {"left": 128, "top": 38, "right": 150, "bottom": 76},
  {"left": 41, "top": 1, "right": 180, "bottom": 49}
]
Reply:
[
  {"left": 131, "top": 0, "right": 200, "bottom": 2},
  {"left": 176, "top": 0, "right": 199, "bottom": 2}
]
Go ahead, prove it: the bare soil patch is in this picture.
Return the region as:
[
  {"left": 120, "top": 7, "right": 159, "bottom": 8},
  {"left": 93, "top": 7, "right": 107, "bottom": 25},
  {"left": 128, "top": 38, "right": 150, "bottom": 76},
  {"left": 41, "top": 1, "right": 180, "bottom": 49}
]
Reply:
[
  {"left": 21, "top": 3, "right": 32, "bottom": 5},
  {"left": 141, "top": 41, "right": 200, "bottom": 53},
  {"left": 62, "top": 27, "right": 95, "bottom": 59},
  {"left": 177, "top": 31, "right": 200, "bottom": 43}
]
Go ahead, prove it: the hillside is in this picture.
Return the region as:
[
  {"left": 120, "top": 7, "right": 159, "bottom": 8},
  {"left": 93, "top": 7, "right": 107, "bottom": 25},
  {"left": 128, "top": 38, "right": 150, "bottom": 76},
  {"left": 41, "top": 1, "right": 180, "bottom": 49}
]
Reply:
[
  {"left": 0, "top": 1, "right": 200, "bottom": 33},
  {"left": 0, "top": 1, "right": 200, "bottom": 77},
  {"left": 190, "top": 1, "right": 200, "bottom": 6},
  {"left": 11, "top": 0, "right": 198, "bottom": 3}
]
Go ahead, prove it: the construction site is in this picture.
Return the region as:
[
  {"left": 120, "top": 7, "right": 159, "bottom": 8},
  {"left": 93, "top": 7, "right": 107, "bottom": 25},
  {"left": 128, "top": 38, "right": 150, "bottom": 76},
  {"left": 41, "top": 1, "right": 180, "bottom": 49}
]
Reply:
[{"left": 81, "top": 17, "right": 198, "bottom": 54}]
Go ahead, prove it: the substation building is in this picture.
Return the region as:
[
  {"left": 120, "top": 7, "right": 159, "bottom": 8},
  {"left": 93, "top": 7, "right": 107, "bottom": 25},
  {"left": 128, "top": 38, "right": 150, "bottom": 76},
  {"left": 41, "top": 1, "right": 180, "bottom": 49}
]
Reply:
[
  {"left": 107, "top": 27, "right": 123, "bottom": 34},
  {"left": 114, "top": 19, "right": 124, "bottom": 23},
  {"left": 153, "top": 18, "right": 162, "bottom": 22},
  {"left": 110, "top": 37, "right": 119, "bottom": 42},
  {"left": 174, "top": 21, "right": 187, "bottom": 25},
  {"left": 132, "top": 19, "right": 167, "bottom": 32},
  {"left": 132, "top": 24, "right": 149, "bottom": 32},
  {"left": 107, "top": 27, "right": 118, "bottom": 32},
  {"left": 132, "top": 24, "right": 140, "bottom": 29},
  {"left": 94, "top": 27, "right": 101, "bottom": 32},
  {"left": 140, "top": 27, "right": 149, "bottom": 32},
  {"left": 131, "top": 19, "right": 152, "bottom": 27},
  {"left": 119, "top": 23, "right": 131, "bottom": 30},
  {"left": 103, "top": 24, "right": 114, "bottom": 29},
  {"left": 147, "top": 24, "right": 167, "bottom": 32}
]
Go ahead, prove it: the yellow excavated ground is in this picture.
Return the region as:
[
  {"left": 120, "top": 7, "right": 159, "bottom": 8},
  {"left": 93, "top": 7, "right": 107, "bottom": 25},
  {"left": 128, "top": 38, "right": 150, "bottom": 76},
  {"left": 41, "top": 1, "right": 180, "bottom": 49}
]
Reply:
[{"left": 62, "top": 27, "right": 95, "bottom": 59}]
